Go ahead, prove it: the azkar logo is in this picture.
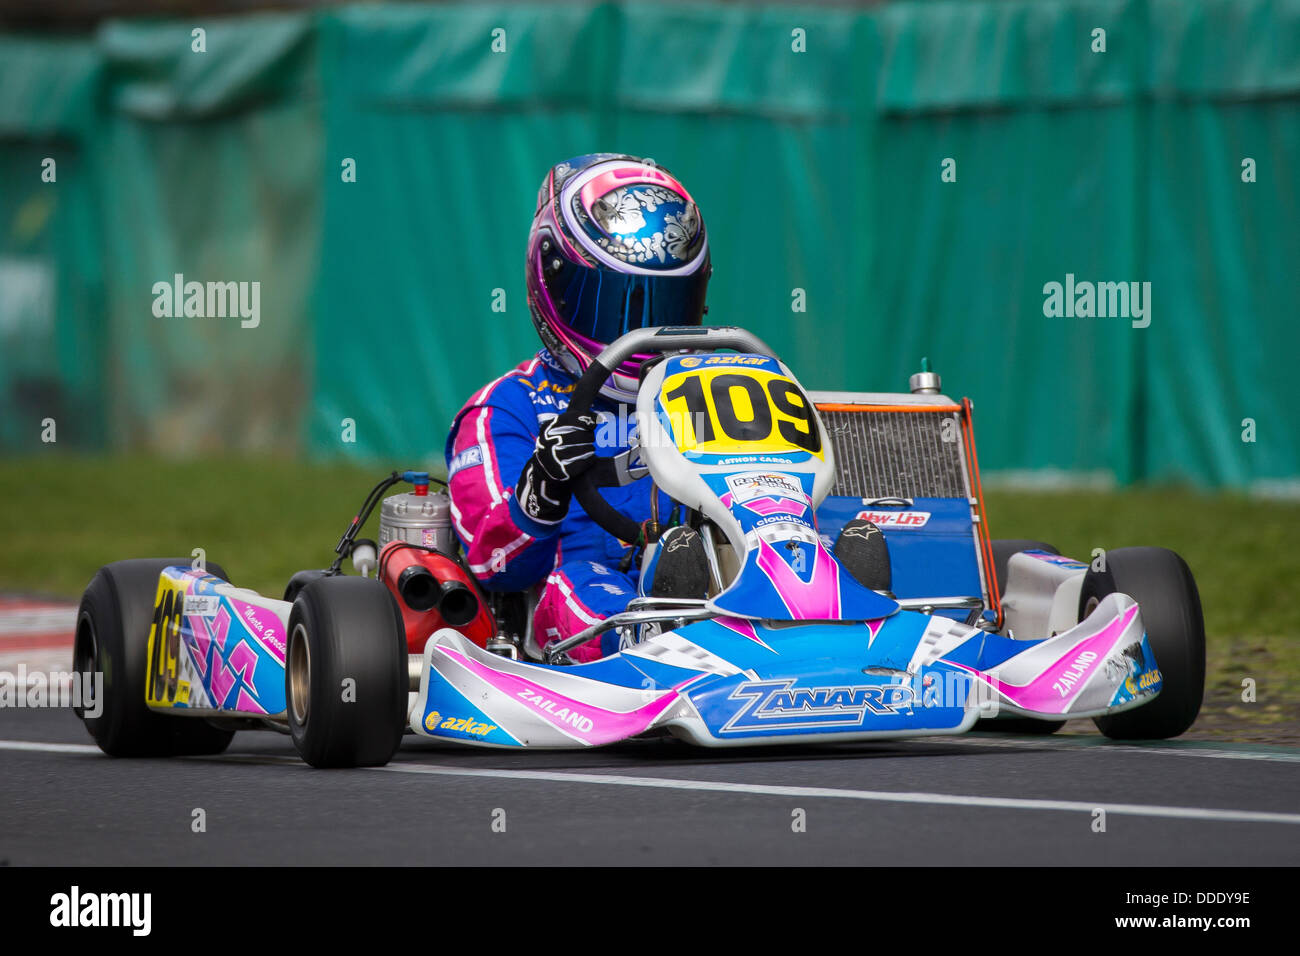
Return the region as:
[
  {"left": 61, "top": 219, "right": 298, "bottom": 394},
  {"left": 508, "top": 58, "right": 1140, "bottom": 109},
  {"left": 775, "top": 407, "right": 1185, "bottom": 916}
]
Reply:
[
  {"left": 718, "top": 679, "right": 915, "bottom": 734},
  {"left": 424, "top": 709, "right": 497, "bottom": 736},
  {"left": 521, "top": 377, "right": 577, "bottom": 395},
  {"left": 1125, "top": 669, "right": 1163, "bottom": 695},
  {"left": 677, "top": 355, "right": 766, "bottom": 369}
]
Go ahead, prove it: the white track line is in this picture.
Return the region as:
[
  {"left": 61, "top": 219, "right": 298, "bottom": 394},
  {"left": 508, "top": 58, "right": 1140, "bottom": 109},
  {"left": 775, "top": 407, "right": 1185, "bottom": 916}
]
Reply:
[
  {"left": 3, "top": 739, "right": 1299, "bottom": 826},
  {"left": 367, "top": 762, "right": 1300, "bottom": 826},
  {"left": 0, "top": 740, "right": 101, "bottom": 755},
  {"left": 930, "top": 735, "right": 1300, "bottom": 763}
]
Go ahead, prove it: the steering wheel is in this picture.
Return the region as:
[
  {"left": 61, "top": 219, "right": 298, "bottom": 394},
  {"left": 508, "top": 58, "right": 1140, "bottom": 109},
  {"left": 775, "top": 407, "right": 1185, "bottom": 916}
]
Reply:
[{"left": 564, "top": 326, "right": 777, "bottom": 544}]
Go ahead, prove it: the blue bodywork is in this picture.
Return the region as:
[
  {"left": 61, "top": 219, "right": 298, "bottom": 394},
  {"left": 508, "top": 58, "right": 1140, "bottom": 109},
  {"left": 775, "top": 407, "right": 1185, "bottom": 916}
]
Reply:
[{"left": 815, "top": 495, "right": 986, "bottom": 620}]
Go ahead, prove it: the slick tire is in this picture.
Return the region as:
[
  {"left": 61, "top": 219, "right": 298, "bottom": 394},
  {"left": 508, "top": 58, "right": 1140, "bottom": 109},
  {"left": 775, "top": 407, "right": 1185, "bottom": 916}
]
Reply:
[
  {"left": 75, "top": 559, "right": 236, "bottom": 757},
  {"left": 1081, "top": 547, "right": 1205, "bottom": 740},
  {"left": 286, "top": 576, "right": 407, "bottom": 768}
]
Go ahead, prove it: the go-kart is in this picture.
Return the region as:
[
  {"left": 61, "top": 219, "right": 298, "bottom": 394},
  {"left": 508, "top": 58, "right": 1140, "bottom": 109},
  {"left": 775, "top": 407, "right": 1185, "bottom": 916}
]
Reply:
[{"left": 74, "top": 327, "right": 1204, "bottom": 767}]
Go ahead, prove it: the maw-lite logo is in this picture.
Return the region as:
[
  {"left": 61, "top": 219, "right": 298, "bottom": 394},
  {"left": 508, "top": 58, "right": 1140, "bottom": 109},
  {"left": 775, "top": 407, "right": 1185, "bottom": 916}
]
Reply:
[
  {"left": 718, "top": 679, "right": 916, "bottom": 733},
  {"left": 50, "top": 886, "right": 151, "bottom": 936}
]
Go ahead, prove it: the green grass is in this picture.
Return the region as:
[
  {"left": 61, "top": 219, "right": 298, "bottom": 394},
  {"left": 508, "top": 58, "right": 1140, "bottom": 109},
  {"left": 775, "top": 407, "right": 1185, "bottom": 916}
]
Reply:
[
  {"left": 4, "top": 456, "right": 1293, "bottom": 635},
  {"left": 982, "top": 487, "right": 1300, "bottom": 644},
  {"left": 0, "top": 455, "right": 398, "bottom": 599},
  {"left": 984, "top": 486, "right": 1300, "bottom": 741},
  {"left": 1, "top": 455, "right": 1296, "bottom": 739}
]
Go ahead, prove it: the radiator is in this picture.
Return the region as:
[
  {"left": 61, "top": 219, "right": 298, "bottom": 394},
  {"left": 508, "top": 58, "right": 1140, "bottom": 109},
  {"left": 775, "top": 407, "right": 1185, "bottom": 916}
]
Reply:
[{"left": 814, "top": 400, "right": 971, "bottom": 501}]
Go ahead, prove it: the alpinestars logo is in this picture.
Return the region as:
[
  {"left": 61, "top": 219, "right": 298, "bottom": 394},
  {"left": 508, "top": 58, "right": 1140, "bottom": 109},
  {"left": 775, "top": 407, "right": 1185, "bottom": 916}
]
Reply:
[{"left": 719, "top": 679, "right": 916, "bottom": 733}]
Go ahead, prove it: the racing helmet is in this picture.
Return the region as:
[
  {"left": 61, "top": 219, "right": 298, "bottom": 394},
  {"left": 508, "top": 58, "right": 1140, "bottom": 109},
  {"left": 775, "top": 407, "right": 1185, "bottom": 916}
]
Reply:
[{"left": 525, "top": 153, "right": 711, "bottom": 403}]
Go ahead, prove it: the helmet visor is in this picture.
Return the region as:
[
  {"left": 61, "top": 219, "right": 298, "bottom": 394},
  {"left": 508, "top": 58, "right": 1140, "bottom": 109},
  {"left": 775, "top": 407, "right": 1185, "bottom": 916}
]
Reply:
[{"left": 539, "top": 251, "right": 709, "bottom": 347}]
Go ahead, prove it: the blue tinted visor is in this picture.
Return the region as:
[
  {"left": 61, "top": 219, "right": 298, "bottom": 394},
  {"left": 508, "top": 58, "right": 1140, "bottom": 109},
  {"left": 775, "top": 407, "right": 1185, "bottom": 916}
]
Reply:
[{"left": 543, "top": 254, "right": 711, "bottom": 347}]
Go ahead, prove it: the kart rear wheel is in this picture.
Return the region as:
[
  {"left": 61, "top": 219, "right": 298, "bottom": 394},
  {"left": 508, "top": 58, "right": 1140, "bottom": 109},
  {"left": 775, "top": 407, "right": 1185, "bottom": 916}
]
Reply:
[
  {"left": 75, "top": 559, "right": 236, "bottom": 757},
  {"left": 286, "top": 576, "right": 407, "bottom": 768},
  {"left": 1080, "top": 547, "right": 1205, "bottom": 740}
]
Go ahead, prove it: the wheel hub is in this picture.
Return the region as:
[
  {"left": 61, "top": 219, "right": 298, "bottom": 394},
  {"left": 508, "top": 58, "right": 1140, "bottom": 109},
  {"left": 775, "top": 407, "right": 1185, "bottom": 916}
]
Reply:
[{"left": 289, "top": 622, "right": 311, "bottom": 725}]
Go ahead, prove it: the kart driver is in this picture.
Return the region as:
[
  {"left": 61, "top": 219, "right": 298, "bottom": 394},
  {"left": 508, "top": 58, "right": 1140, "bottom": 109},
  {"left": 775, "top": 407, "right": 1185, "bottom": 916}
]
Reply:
[{"left": 444, "top": 154, "right": 713, "bottom": 662}]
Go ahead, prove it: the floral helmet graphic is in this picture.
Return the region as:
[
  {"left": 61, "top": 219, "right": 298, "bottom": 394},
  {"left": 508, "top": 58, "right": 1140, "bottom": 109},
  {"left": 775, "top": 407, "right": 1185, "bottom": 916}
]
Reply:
[{"left": 525, "top": 153, "right": 712, "bottom": 402}]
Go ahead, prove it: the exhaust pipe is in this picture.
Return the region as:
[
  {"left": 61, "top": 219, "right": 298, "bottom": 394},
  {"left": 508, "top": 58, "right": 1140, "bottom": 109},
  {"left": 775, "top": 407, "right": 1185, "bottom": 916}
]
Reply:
[
  {"left": 436, "top": 579, "right": 478, "bottom": 627},
  {"left": 396, "top": 565, "right": 480, "bottom": 626},
  {"left": 397, "top": 565, "right": 440, "bottom": 611},
  {"left": 380, "top": 540, "right": 494, "bottom": 652}
]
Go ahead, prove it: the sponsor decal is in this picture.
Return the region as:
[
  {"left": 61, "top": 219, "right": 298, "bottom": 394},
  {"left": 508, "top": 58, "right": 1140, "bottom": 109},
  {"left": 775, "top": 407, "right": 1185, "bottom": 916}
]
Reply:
[
  {"left": 680, "top": 355, "right": 767, "bottom": 367},
  {"left": 719, "top": 679, "right": 916, "bottom": 733},
  {"left": 727, "top": 471, "right": 805, "bottom": 503},
  {"left": 1026, "top": 551, "right": 1089, "bottom": 570},
  {"left": 662, "top": 529, "right": 699, "bottom": 554},
  {"left": 855, "top": 509, "right": 931, "bottom": 529},
  {"left": 528, "top": 378, "right": 576, "bottom": 395},
  {"left": 714, "top": 455, "right": 799, "bottom": 466},
  {"left": 753, "top": 514, "right": 813, "bottom": 531},
  {"left": 840, "top": 522, "right": 882, "bottom": 543},
  {"left": 424, "top": 709, "right": 498, "bottom": 736},
  {"left": 448, "top": 445, "right": 484, "bottom": 478},
  {"left": 238, "top": 603, "right": 285, "bottom": 657},
  {"left": 516, "top": 688, "right": 595, "bottom": 733},
  {"left": 183, "top": 594, "right": 220, "bottom": 616},
  {"left": 1052, "top": 650, "right": 1098, "bottom": 697},
  {"left": 1125, "top": 669, "right": 1163, "bottom": 695},
  {"left": 441, "top": 716, "right": 497, "bottom": 735}
]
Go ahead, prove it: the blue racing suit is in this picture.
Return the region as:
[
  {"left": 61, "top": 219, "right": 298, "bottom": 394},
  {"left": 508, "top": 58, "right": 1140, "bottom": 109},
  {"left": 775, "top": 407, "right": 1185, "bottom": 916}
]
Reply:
[{"left": 444, "top": 350, "right": 669, "bottom": 660}]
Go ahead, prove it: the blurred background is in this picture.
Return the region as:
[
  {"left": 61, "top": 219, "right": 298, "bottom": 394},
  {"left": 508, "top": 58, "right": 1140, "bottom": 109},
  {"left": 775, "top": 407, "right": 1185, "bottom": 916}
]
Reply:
[{"left": 1, "top": 0, "right": 1297, "bottom": 735}]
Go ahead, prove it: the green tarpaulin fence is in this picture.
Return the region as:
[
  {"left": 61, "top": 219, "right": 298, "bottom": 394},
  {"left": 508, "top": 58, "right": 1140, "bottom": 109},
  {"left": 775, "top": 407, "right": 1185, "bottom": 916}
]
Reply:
[{"left": 1, "top": 1, "right": 1296, "bottom": 490}]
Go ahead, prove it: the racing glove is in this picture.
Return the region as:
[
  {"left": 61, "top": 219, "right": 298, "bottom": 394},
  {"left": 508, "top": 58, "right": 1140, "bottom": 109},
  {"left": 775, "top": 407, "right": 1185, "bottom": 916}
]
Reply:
[{"left": 514, "top": 411, "right": 598, "bottom": 527}]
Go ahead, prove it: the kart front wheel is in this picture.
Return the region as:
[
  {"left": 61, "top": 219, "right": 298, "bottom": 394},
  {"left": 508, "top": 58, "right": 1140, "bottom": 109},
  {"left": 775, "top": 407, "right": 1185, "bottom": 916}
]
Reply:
[
  {"left": 1079, "top": 547, "right": 1205, "bottom": 740},
  {"left": 76, "top": 559, "right": 236, "bottom": 757},
  {"left": 286, "top": 576, "right": 407, "bottom": 768}
]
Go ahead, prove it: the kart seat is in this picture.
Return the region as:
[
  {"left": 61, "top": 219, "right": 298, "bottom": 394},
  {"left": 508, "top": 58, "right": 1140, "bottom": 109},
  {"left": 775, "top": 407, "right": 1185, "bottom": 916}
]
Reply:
[{"left": 833, "top": 519, "right": 892, "bottom": 594}]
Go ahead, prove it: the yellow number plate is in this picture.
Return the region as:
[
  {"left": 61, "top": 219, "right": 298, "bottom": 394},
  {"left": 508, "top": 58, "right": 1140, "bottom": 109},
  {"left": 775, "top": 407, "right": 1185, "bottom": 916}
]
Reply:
[
  {"left": 657, "top": 367, "right": 822, "bottom": 458},
  {"left": 145, "top": 576, "right": 187, "bottom": 708}
]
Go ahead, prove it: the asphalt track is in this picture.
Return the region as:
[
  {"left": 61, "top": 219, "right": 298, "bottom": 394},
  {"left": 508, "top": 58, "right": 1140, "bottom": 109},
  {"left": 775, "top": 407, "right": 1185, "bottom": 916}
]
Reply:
[{"left": 2, "top": 707, "right": 1298, "bottom": 865}]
